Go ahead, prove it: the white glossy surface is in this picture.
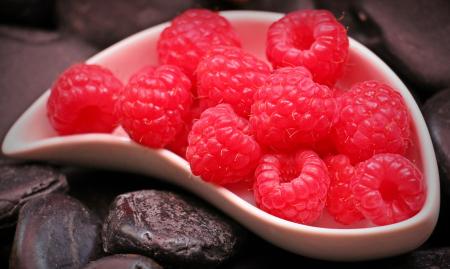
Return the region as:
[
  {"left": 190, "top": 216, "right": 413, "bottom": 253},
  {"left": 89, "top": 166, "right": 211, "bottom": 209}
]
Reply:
[{"left": 2, "top": 11, "right": 440, "bottom": 261}]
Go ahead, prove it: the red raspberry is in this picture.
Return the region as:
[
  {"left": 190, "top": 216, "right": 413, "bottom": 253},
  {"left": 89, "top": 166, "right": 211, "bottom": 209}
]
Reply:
[
  {"left": 47, "top": 64, "right": 123, "bottom": 135},
  {"left": 254, "top": 150, "right": 330, "bottom": 225},
  {"left": 351, "top": 153, "right": 425, "bottom": 226},
  {"left": 157, "top": 9, "right": 241, "bottom": 81},
  {"left": 250, "top": 66, "right": 338, "bottom": 152},
  {"left": 166, "top": 102, "right": 203, "bottom": 158},
  {"left": 186, "top": 104, "right": 262, "bottom": 185},
  {"left": 116, "top": 65, "right": 192, "bottom": 148},
  {"left": 325, "top": 155, "right": 364, "bottom": 225},
  {"left": 332, "top": 80, "right": 411, "bottom": 163},
  {"left": 266, "top": 10, "right": 349, "bottom": 86},
  {"left": 196, "top": 46, "right": 271, "bottom": 118}
]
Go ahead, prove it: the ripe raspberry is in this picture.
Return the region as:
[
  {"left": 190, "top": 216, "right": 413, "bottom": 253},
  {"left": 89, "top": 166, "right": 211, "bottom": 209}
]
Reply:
[
  {"left": 186, "top": 104, "right": 262, "bottom": 185},
  {"left": 250, "top": 66, "right": 338, "bottom": 152},
  {"left": 47, "top": 63, "right": 123, "bottom": 135},
  {"left": 266, "top": 9, "right": 349, "bottom": 86},
  {"left": 116, "top": 65, "right": 192, "bottom": 148},
  {"left": 351, "top": 153, "right": 425, "bottom": 226},
  {"left": 325, "top": 155, "right": 364, "bottom": 225},
  {"left": 196, "top": 46, "right": 271, "bottom": 118},
  {"left": 166, "top": 102, "right": 203, "bottom": 158},
  {"left": 254, "top": 150, "right": 330, "bottom": 225},
  {"left": 157, "top": 9, "right": 241, "bottom": 81},
  {"left": 332, "top": 80, "right": 411, "bottom": 163}
]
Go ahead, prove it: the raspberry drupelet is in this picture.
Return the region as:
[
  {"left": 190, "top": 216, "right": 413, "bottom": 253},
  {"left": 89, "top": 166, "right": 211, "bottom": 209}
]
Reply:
[
  {"left": 196, "top": 46, "right": 271, "bottom": 118},
  {"left": 351, "top": 153, "right": 425, "bottom": 226},
  {"left": 266, "top": 9, "right": 349, "bottom": 86},
  {"left": 47, "top": 63, "right": 123, "bottom": 135},
  {"left": 115, "top": 65, "right": 192, "bottom": 148},
  {"left": 332, "top": 80, "right": 411, "bottom": 163},
  {"left": 250, "top": 66, "right": 338, "bottom": 152},
  {"left": 325, "top": 154, "right": 364, "bottom": 225},
  {"left": 254, "top": 150, "right": 330, "bottom": 225},
  {"left": 186, "top": 104, "right": 262, "bottom": 185},
  {"left": 157, "top": 9, "right": 241, "bottom": 82}
]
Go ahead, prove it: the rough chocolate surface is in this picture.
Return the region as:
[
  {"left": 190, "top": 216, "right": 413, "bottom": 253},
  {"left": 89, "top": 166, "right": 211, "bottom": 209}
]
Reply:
[
  {"left": 102, "top": 190, "right": 243, "bottom": 268},
  {"left": 0, "top": 163, "right": 68, "bottom": 228},
  {"left": 83, "top": 254, "right": 163, "bottom": 269},
  {"left": 423, "top": 89, "right": 450, "bottom": 195},
  {"left": 10, "top": 194, "right": 102, "bottom": 269}
]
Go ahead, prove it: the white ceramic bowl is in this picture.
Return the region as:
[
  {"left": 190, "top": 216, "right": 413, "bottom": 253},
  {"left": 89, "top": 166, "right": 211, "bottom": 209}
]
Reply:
[{"left": 2, "top": 11, "right": 440, "bottom": 261}]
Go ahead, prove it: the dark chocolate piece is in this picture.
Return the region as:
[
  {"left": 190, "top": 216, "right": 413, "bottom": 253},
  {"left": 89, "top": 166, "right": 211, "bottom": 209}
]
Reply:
[
  {"left": 0, "top": 163, "right": 68, "bottom": 227},
  {"left": 10, "top": 194, "right": 102, "bottom": 269},
  {"left": 102, "top": 190, "right": 243, "bottom": 268},
  {"left": 83, "top": 254, "right": 163, "bottom": 269},
  {"left": 358, "top": 0, "right": 450, "bottom": 91},
  {"left": 56, "top": 0, "right": 197, "bottom": 48},
  {"left": 422, "top": 89, "right": 450, "bottom": 195}
]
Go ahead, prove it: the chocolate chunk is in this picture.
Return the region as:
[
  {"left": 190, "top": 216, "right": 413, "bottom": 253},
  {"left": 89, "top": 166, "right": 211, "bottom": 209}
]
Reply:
[
  {"left": 102, "top": 190, "right": 244, "bottom": 268},
  {"left": 422, "top": 89, "right": 450, "bottom": 195},
  {"left": 358, "top": 0, "right": 450, "bottom": 91},
  {"left": 0, "top": 163, "right": 68, "bottom": 228},
  {"left": 83, "top": 254, "right": 163, "bottom": 269},
  {"left": 0, "top": 26, "right": 96, "bottom": 142},
  {"left": 10, "top": 193, "right": 102, "bottom": 269},
  {"left": 0, "top": 0, "right": 55, "bottom": 28},
  {"left": 404, "top": 248, "right": 450, "bottom": 269},
  {"left": 218, "top": 0, "right": 313, "bottom": 12},
  {"left": 56, "top": 0, "right": 197, "bottom": 48}
]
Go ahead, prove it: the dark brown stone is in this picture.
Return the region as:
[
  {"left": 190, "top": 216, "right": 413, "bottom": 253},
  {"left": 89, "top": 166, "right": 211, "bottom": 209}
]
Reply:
[
  {"left": 10, "top": 194, "right": 102, "bottom": 269},
  {"left": 102, "top": 190, "right": 244, "bottom": 268}
]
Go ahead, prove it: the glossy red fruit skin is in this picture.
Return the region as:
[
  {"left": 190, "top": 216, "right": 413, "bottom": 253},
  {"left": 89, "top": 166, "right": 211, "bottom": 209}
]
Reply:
[
  {"left": 186, "top": 104, "right": 262, "bottom": 185},
  {"left": 47, "top": 63, "right": 123, "bottom": 135},
  {"left": 332, "top": 80, "right": 411, "bottom": 163},
  {"left": 157, "top": 9, "right": 241, "bottom": 82},
  {"left": 116, "top": 65, "right": 192, "bottom": 148},
  {"left": 266, "top": 9, "right": 349, "bottom": 86},
  {"left": 325, "top": 154, "right": 365, "bottom": 225},
  {"left": 254, "top": 150, "right": 330, "bottom": 225},
  {"left": 250, "top": 66, "right": 338, "bottom": 152},
  {"left": 351, "top": 153, "right": 425, "bottom": 226}
]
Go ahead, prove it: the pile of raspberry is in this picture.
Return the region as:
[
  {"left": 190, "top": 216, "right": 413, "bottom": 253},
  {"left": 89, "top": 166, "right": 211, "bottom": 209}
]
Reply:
[{"left": 47, "top": 9, "right": 426, "bottom": 227}]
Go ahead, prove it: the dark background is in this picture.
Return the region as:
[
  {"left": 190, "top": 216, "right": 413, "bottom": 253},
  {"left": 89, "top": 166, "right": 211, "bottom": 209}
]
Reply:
[{"left": 1, "top": 0, "right": 449, "bottom": 268}]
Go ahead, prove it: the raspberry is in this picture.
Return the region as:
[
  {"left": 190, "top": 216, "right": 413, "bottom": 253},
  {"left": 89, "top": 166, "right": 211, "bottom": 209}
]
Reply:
[
  {"left": 186, "top": 104, "right": 262, "bottom": 185},
  {"left": 47, "top": 63, "right": 123, "bottom": 135},
  {"left": 254, "top": 150, "right": 330, "bottom": 225},
  {"left": 325, "top": 155, "right": 364, "bottom": 225},
  {"left": 166, "top": 102, "right": 203, "bottom": 158},
  {"left": 250, "top": 66, "right": 338, "bottom": 152},
  {"left": 351, "top": 153, "right": 425, "bottom": 226},
  {"left": 196, "top": 46, "right": 271, "bottom": 118},
  {"left": 332, "top": 80, "right": 411, "bottom": 163},
  {"left": 157, "top": 9, "right": 241, "bottom": 81},
  {"left": 266, "top": 9, "right": 349, "bottom": 86},
  {"left": 116, "top": 65, "right": 192, "bottom": 148}
]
